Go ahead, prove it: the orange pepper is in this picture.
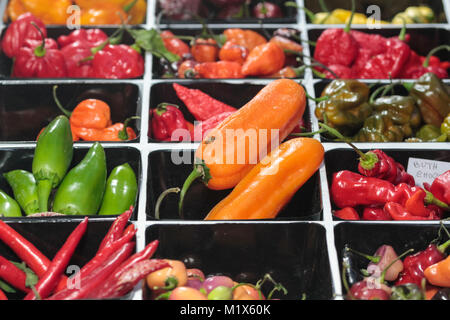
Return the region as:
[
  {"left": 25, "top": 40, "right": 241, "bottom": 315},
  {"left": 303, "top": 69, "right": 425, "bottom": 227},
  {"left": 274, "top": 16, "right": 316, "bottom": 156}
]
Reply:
[
  {"left": 204, "top": 137, "right": 324, "bottom": 220},
  {"left": 177, "top": 79, "right": 306, "bottom": 215},
  {"left": 72, "top": 120, "right": 137, "bottom": 141},
  {"left": 69, "top": 99, "right": 112, "bottom": 130},
  {"left": 80, "top": 3, "right": 127, "bottom": 25},
  {"left": 233, "top": 284, "right": 264, "bottom": 300},
  {"left": 241, "top": 42, "right": 286, "bottom": 77},
  {"left": 425, "top": 286, "right": 439, "bottom": 300},
  {"left": 177, "top": 60, "right": 199, "bottom": 78},
  {"left": 160, "top": 30, "right": 190, "bottom": 58},
  {"left": 20, "top": 0, "right": 71, "bottom": 24},
  {"left": 6, "top": 0, "right": 27, "bottom": 22},
  {"left": 223, "top": 29, "right": 267, "bottom": 51},
  {"left": 76, "top": 0, "right": 146, "bottom": 24},
  {"left": 424, "top": 255, "right": 450, "bottom": 287},
  {"left": 191, "top": 38, "right": 219, "bottom": 63},
  {"left": 146, "top": 260, "right": 188, "bottom": 290},
  {"left": 193, "top": 61, "right": 244, "bottom": 79},
  {"left": 219, "top": 41, "right": 249, "bottom": 65},
  {"left": 269, "top": 36, "right": 303, "bottom": 54},
  {"left": 267, "top": 66, "right": 299, "bottom": 79}
]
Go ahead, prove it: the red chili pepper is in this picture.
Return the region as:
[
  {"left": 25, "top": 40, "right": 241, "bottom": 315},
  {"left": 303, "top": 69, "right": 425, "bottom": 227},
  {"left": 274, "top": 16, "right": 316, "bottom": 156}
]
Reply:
[
  {"left": 172, "top": 83, "right": 237, "bottom": 121},
  {"left": 57, "top": 28, "right": 109, "bottom": 49},
  {"left": 396, "top": 239, "right": 450, "bottom": 286},
  {"left": 429, "top": 170, "right": 450, "bottom": 205},
  {"left": 191, "top": 38, "right": 219, "bottom": 63},
  {"left": 92, "top": 44, "right": 144, "bottom": 79},
  {"left": 97, "top": 206, "right": 133, "bottom": 254},
  {"left": 160, "top": 30, "right": 190, "bottom": 59},
  {"left": 85, "top": 259, "right": 169, "bottom": 299},
  {"left": 24, "top": 217, "right": 89, "bottom": 300},
  {"left": 111, "top": 240, "right": 160, "bottom": 275},
  {"left": 384, "top": 202, "right": 436, "bottom": 221},
  {"left": 1, "top": 13, "right": 47, "bottom": 59},
  {"left": 333, "top": 207, "right": 360, "bottom": 220},
  {"left": 358, "top": 149, "right": 415, "bottom": 186},
  {"left": 193, "top": 111, "right": 235, "bottom": 141},
  {"left": 193, "top": 61, "right": 244, "bottom": 79},
  {"left": 362, "top": 206, "right": 392, "bottom": 221},
  {"left": 0, "top": 256, "right": 30, "bottom": 293},
  {"left": 151, "top": 103, "right": 190, "bottom": 142},
  {"left": 46, "top": 241, "right": 135, "bottom": 300},
  {"left": 59, "top": 42, "right": 95, "bottom": 78},
  {"left": 12, "top": 23, "right": 67, "bottom": 78}
]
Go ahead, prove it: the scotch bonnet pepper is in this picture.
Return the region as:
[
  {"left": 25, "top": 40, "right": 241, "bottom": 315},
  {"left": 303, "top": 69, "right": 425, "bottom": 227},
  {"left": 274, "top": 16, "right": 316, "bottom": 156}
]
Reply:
[{"left": 151, "top": 103, "right": 189, "bottom": 142}]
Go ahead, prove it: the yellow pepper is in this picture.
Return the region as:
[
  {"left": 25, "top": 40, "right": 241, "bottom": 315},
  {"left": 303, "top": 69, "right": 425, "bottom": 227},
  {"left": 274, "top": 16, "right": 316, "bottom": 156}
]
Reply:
[
  {"left": 312, "top": 12, "right": 343, "bottom": 24},
  {"left": 392, "top": 6, "right": 435, "bottom": 24}
]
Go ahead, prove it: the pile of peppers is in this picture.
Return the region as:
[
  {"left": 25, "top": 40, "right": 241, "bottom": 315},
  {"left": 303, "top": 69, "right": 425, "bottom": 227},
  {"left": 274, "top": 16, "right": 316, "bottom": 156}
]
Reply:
[
  {"left": 311, "top": 1, "right": 449, "bottom": 80},
  {"left": 159, "top": 26, "right": 306, "bottom": 79},
  {"left": 315, "top": 73, "right": 450, "bottom": 142},
  {"left": 341, "top": 227, "right": 450, "bottom": 300},
  {"left": 5, "top": 0, "right": 147, "bottom": 25},
  {"left": 145, "top": 262, "right": 287, "bottom": 300},
  {"left": 1, "top": 13, "right": 145, "bottom": 79},
  {"left": 0, "top": 208, "right": 172, "bottom": 300},
  {"left": 0, "top": 116, "right": 138, "bottom": 217}
]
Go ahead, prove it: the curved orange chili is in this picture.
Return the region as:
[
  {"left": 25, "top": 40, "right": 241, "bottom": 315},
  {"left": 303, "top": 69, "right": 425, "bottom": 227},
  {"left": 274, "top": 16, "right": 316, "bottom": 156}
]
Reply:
[
  {"left": 193, "top": 61, "right": 244, "bottom": 79},
  {"left": 241, "top": 42, "right": 286, "bottom": 77},
  {"left": 223, "top": 29, "right": 267, "bottom": 51},
  {"left": 161, "top": 30, "right": 190, "bottom": 58},
  {"left": 73, "top": 117, "right": 138, "bottom": 141},
  {"left": 178, "top": 79, "right": 306, "bottom": 214},
  {"left": 424, "top": 255, "right": 450, "bottom": 287},
  {"left": 269, "top": 36, "right": 303, "bottom": 54},
  {"left": 191, "top": 38, "right": 219, "bottom": 63},
  {"left": 219, "top": 41, "right": 249, "bottom": 65},
  {"left": 205, "top": 137, "right": 324, "bottom": 220}
]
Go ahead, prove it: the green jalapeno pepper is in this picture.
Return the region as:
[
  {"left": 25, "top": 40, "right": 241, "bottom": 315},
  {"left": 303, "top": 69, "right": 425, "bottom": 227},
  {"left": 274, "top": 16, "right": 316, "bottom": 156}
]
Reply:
[
  {"left": 98, "top": 163, "right": 138, "bottom": 216},
  {"left": 0, "top": 188, "right": 22, "bottom": 217},
  {"left": 52, "top": 142, "right": 107, "bottom": 215},
  {"left": 3, "top": 170, "right": 39, "bottom": 215},
  {"left": 32, "top": 115, "right": 73, "bottom": 212}
]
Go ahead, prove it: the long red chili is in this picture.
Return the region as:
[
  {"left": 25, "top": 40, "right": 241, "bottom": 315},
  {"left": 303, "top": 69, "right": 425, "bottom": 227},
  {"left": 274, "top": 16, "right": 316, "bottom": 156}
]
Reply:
[
  {"left": 0, "top": 256, "right": 30, "bottom": 293},
  {"left": 96, "top": 206, "right": 133, "bottom": 254},
  {"left": 24, "top": 217, "right": 89, "bottom": 300},
  {"left": 110, "top": 240, "right": 160, "bottom": 275},
  {"left": 46, "top": 241, "right": 135, "bottom": 300}
]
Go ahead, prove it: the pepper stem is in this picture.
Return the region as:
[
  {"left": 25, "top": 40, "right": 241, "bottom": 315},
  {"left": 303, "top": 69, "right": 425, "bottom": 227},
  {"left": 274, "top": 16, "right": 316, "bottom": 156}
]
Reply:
[
  {"left": 378, "top": 248, "right": 414, "bottom": 284},
  {"left": 423, "top": 45, "right": 450, "bottom": 67},
  {"left": 52, "top": 85, "right": 72, "bottom": 118},
  {"left": 345, "top": 247, "right": 381, "bottom": 264},
  {"left": 398, "top": 17, "right": 407, "bottom": 41},
  {"left": 437, "top": 239, "right": 450, "bottom": 253},
  {"left": 123, "top": 0, "right": 138, "bottom": 13},
  {"left": 30, "top": 22, "right": 46, "bottom": 58},
  {"left": 344, "top": 0, "right": 355, "bottom": 33},
  {"left": 424, "top": 190, "right": 449, "bottom": 211},
  {"left": 37, "top": 179, "right": 52, "bottom": 212},
  {"left": 154, "top": 187, "right": 180, "bottom": 220},
  {"left": 118, "top": 116, "right": 140, "bottom": 141},
  {"left": 178, "top": 169, "right": 203, "bottom": 218}
]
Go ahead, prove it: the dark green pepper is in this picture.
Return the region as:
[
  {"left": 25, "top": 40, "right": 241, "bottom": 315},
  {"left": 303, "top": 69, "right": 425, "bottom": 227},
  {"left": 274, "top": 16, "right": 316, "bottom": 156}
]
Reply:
[
  {"left": 390, "top": 283, "right": 425, "bottom": 300},
  {"left": 315, "top": 80, "right": 372, "bottom": 136},
  {"left": 52, "top": 142, "right": 107, "bottom": 215},
  {"left": 415, "top": 124, "right": 447, "bottom": 142},
  {"left": 32, "top": 116, "right": 73, "bottom": 212},
  {"left": 0, "top": 188, "right": 22, "bottom": 217},
  {"left": 98, "top": 163, "right": 138, "bottom": 216},
  {"left": 353, "top": 112, "right": 410, "bottom": 142},
  {"left": 408, "top": 72, "right": 450, "bottom": 127},
  {"left": 3, "top": 170, "right": 39, "bottom": 215}
]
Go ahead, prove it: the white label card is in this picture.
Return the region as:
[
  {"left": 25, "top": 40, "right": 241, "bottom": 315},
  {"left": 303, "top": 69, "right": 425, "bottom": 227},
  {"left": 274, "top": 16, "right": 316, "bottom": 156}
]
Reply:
[{"left": 406, "top": 157, "right": 450, "bottom": 188}]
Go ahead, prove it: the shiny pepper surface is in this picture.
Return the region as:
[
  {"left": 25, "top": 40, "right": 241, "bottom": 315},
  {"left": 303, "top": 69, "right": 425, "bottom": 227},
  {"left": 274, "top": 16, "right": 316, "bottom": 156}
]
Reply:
[
  {"left": 20, "top": 0, "right": 71, "bottom": 24},
  {"left": 371, "top": 96, "right": 422, "bottom": 132},
  {"left": 241, "top": 42, "right": 285, "bottom": 77},
  {"left": 191, "top": 38, "right": 219, "bottom": 63},
  {"left": 92, "top": 44, "right": 144, "bottom": 79},
  {"left": 353, "top": 113, "right": 411, "bottom": 142},
  {"left": 315, "top": 80, "right": 372, "bottom": 135},
  {"left": 151, "top": 104, "right": 189, "bottom": 142}
]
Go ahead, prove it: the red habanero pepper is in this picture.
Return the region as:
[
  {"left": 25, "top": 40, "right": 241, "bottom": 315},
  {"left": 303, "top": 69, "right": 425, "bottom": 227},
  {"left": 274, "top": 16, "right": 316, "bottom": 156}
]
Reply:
[
  {"left": 323, "top": 64, "right": 354, "bottom": 79},
  {"left": 429, "top": 170, "right": 450, "bottom": 205},
  {"left": 46, "top": 241, "right": 135, "bottom": 300},
  {"left": 193, "top": 111, "right": 235, "bottom": 141},
  {"left": 193, "top": 61, "right": 244, "bottom": 79},
  {"left": 172, "top": 83, "right": 237, "bottom": 121},
  {"left": 160, "top": 30, "right": 191, "bottom": 59},
  {"left": 1, "top": 12, "right": 47, "bottom": 59},
  {"left": 12, "top": 23, "right": 67, "bottom": 78},
  {"left": 151, "top": 103, "right": 190, "bottom": 142},
  {"left": 362, "top": 206, "right": 392, "bottom": 221},
  {"left": 383, "top": 202, "right": 437, "bottom": 221},
  {"left": 0, "top": 256, "right": 31, "bottom": 293},
  {"left": 396, "top": 239, "right": 450, "bottom": 287},
  {"left": 57, "top": 29, "right": 108, "bottom": 49},
  {"left": 24, "top": 217, "right": 89, "bottom": 300},
  {"left": 358, "top": 149, "right": 415, "bottom": 186},
  {"left": 60, "top": 42, "right": 96, "bottom": 78},
  {"left": 92, "top": 44, "right": 144, "bottom": 79},
  {"left": 333, "top": 207, "right": 360, "bottom": 220}
]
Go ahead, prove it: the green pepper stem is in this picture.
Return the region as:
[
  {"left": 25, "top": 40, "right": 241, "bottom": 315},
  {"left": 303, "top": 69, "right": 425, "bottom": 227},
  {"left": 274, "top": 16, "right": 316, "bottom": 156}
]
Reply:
[
  {"left": 318, "top": 0, "right": 329, "bottom": 12},
  {"left": 30, "top": 22, "right": 46, "bottom": 58},
  {"left": 424, "top": 190, "right": 449, "bottom": 211},
  {"left": 306, "top": 93, "right": 330, "bottom": 102},
  {"left": 155, "top": 187, "right": 180, "bottom": 220},
  {"left": 79, "top": 27, "right": 124, "bottom": 64},
  {"left": 37, "top": 179, "right": 52, "bottom": 212},
  {"left": 398, "top": 17, "right": 407, "bottom": 41},
  {"left": 423, "top": 45, "right": 450, "bottom": 67},
  {"left": 52, "top": 85, "right": 72, "bottom": 118},
  {"left": 178, "top": 169, "right": 202, "bottom": 218},
  {"left": 118, "top": 116, "right": 140, "bottom": 141},
  {"left": 123, "top": 0, "right": 138, "bottom": 13},
  {"left": 379, "top": 248, "right": 414, "bottom": 284},
  {"left": 437, "top": 239, "right": 450, "bottom": 253},
  {"left": 346, "top": 247, "right": 381, "bottom": 264},
  {"left": 344, "top": 0, "right": 355, "bottom": 33}
]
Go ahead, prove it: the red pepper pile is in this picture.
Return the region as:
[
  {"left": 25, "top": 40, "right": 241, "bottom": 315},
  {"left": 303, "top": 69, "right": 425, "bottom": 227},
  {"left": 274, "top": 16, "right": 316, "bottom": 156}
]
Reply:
[
  {"left": 332, "top": 150, "right": 449, "bottom": 221},
  {"left": 314, "top": 27, "right": 449, "bottom": 80},
  {"left": 0, "top": 207, "right": 168, "bottom": 300},
  {"left": 1, "top": 13, "right": 144, "bottom": 79}
]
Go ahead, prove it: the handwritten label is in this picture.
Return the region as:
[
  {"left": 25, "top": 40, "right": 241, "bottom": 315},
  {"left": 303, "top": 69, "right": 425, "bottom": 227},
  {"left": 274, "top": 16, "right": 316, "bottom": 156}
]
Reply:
[{"left": 407, "top": 157, "right": 450, "bottom": 187}]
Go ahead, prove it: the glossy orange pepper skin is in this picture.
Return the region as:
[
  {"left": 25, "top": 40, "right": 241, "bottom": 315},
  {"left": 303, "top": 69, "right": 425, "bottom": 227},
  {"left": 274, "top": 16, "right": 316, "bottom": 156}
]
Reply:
[
  {"left": 233, "top": 285, "right": 264, "bottom": 300},
  {"left": 219, "top": 41, "right": 249, "bottom": 65},
  {"left": 223, "top": 29, "right": 267, "bottom": 51},
  {"left": 424, "top": 255, "right": 450, "bottom": 287},
  {"left": 6, "top": 0, "right": 27, "bottom": 22},
  {"left": 194, "top": 61, "right": 244, "bottom": 79},
  {"left": 269, "top": 36, "right": 303, "bottom": 54},
  {"left": 72, "top": 123, "right": 137, "bottom": 141},
  {"left": 178, "top": 60, "right": 200, "bottom": 78},
  {"left": 268, "top": 66, "right": 298, "bottom": 78},
  {"left": 242, "top": 42, "right": 286, "bottom": 76},
  {"left": 196, "top": 79, "right": 306, "bottom": 190},
  {"left": 75, "top": 0, "right": 147, "bottom": 24},
  {"left": 191, "top": 38, "right": 219, "bottom": 63},
  {"left": 146, "top": 260, "right": 188, "bottom": 289},
  {"left": 161, "top": 30, "right": 190, "bottom": 58},
  {"left": 205, "top": 137, "right": 324, "bottom": 220},
  {"left": 70, "top": 99, "right": 112, "bottom": 130},
  {"left": 20, "top": 0, "right": 71, "bottom": 24},
  {"left": 80, "top": 3, "right": 127, "bottom": 25}
]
